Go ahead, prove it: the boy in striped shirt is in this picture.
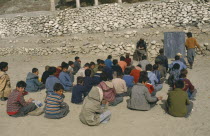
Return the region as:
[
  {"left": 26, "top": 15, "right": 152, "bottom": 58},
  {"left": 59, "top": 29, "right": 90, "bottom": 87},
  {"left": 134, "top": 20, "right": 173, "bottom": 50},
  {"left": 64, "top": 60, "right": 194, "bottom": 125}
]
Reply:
[{"left": 44, "top": 83, "right": 69, "bottom": 119}]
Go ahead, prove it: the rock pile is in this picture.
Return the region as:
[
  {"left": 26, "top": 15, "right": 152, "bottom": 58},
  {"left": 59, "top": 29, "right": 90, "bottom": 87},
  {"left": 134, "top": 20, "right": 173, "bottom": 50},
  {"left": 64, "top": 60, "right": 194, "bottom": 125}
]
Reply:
[
  {"left": 0, "top": 1, "right": 209, "bottom": 38},
  {"left": 1, "top": 40, "right": 209, "bottom": 57}
]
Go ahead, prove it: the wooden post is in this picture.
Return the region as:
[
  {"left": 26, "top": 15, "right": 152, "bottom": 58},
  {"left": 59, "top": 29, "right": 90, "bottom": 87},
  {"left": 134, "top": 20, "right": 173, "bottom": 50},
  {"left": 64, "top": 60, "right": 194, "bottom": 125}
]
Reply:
[
  {"left": 50, "top": 0, "right": 55, "bottom": 11},
  {"left": 76, "top": 0, "right": 80, "bottom": 8},
  {"left": 118, "top": 0, "right": 122, "bottom": 3},
  {"left": 94, "top": 0, "right": 98, "bottom": 6}
]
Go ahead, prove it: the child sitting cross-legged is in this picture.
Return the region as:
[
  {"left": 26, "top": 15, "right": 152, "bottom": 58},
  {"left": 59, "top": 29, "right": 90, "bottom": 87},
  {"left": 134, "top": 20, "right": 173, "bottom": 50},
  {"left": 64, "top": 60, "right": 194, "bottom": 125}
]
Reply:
[
  {"left": 26, "top": 68, "right": 45, "bottom": 92},
  {"left": 127, "top": 75, "right": 162, "bottom": 111},
  {"left": 166, "top": 80, "right": 193, "bottom": 118},
  {"left": 71, "top": 76, "right": 86, "bottom": 104},
  {"left": 7, "top": 81, "right": 37, "bottom": 117},
  {"left": 79, "top": 86, "right": 111, "bottom": 126},
  {"left": 59, "top": 62, "right": 73, "bottom": 92},
  {"left": 45, "top": 83, "right": 70, "bottom": 119},
  {"left": 179, "top": 69, "right": 197, "bottom": 100}
]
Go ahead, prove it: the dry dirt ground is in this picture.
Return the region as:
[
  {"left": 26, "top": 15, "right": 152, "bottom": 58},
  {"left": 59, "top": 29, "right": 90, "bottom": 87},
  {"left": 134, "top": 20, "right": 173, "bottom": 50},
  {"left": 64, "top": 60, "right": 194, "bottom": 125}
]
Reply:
[
  {"left": 0, "top": 17, "right": 210, "bottom": 136},
  {"left": 0, "top": 53, "right": 210, "bottom": 136}
]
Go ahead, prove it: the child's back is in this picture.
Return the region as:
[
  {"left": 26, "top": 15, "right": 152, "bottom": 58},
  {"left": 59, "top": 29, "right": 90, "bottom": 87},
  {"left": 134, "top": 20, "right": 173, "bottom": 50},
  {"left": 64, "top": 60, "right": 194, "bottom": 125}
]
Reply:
[
  {"left": 71, "top": 84, "right": 86, "bottom": 104},
  {"left": 84, "top": 76, "right": 94, "bottom": 94},
  {"left": 123, "top": 75, "right": 134, "bottom": 88},
  {"left": 80, "top": 86, "right": 110, "bottom": 126}
]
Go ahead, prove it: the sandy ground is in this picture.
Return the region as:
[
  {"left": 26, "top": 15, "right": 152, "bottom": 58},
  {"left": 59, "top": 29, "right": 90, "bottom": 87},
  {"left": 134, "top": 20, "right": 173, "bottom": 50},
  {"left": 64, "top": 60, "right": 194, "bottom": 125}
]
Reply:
[{"left": 0, "top": 54, "right": 210, "bottom": 136}]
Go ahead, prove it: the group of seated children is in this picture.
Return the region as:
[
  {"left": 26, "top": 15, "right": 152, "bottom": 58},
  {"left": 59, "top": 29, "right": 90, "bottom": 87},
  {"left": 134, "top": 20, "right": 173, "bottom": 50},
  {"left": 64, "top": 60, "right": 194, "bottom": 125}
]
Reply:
[{"left": 3, "top": 49, "right": 197, "bottom": 125}]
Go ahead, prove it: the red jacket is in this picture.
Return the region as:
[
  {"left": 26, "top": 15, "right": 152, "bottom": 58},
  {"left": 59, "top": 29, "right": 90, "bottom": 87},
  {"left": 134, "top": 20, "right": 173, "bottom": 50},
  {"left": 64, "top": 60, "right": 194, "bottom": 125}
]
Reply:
[
  {"left": 125, "top": 58, "right": 131, "bottom": 66},
  {"left": 180, "top": 78, "right": 195, "bottom": 92},
  {"left": 130, "top": 69, "right": 141, "bottom": 83},
  {"left": 145, "top": 83, "right": 154, "bottom": 94}
]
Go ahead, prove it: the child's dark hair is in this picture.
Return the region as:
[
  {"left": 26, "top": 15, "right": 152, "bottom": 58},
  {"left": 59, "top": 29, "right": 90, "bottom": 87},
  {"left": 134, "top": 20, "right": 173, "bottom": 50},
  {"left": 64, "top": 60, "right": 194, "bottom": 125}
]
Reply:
[
  {"left": 124, "top": 68, "right": 131, "bottom": 75},
  {"left": 98, "top": 66, "right": 104, "bottom": 71},
  {"left": 117, "top": 72, "right": 123, "bottom": 77},
  {"left": 140, "top": 71, "right": 148, "bottom": 78},
  {"left": 97, "top": 59, "right": 101, "bottom": 64},
  {"left": 48, "top": 67, "right": 57, "bottom": 75},
  {"left": 16, "top": 81, "right": 27, "bottom": 88},
  {"left": 187, "top": 32, "right": 192, "bottom": 38},
  {"left": 179, "top": 69, "right": 188, "bottom": 78},
  {"left": 90, "top": 62, "right": 95, "bottom": 67},
  {"left": 75, "top": 56, "right": 79, "bottom": 60},
  {"left": 142, "top": 55, "right": 147, "bottom": 60},
  {"left": 85, "top": 69, "right": 91, "bottom": 77},
  {"left": 146, "top": 64, "right": 153, "bottom": 71},
  {"left": 153, "top": 64, "right": 159, "bottom": 70},
  {"left": 139, "top": 75, "right": 149, "bottom": 83},
  {"left": 32, "top": 68, "right": 38, "bottom": 73},
  {"left": 175, "top": 55, "right": 180, "bottom": 60},
  {"left": 0, "top": 62, "right": 8, "bottom": 71},
  {"left": 54, "top": 83, "right": 64, "bottom": 91},
  {"left": 107, "top": 55, "right": 112, "bottom": 59},
  {"left": 100, "top": 72, "right": 108, "bottom": 81},
  {"left": 45, "top": 65, "right": 50, "bottom": 71},
  {"left": 137, "top": 64, "right": 142, "bottom": 68},
  {"left": 84, "top": 63, "right": 90, "bottom": 68},
  {"left": 61, "top": 62, "right": 69, "bottom": 69},
  {"left": 174, "top": 80, "right": 184, "bottom": 89},
  {"left": 99, "top": 60, "right": 105, "bottom": 65},
  {"left": 113, "top": 59, "right": 118, "bottom": 65},
  {"left": 172, "top": 63, "right": 180, "bottom": 70},
  {"left": 159, "top": 48, "right": 164, "bottom": 54},
  {"left": 126, "top": 53, "right": 130, "bottom": 58},
  {"left": 77, "top": 76, "right": 84, "bottom": 84},
  {"left": 120, "top": 56, "right": 125, "bottom": 61},
  {"left": 68, "top": 61, "right": 74, "bottom": 66}
]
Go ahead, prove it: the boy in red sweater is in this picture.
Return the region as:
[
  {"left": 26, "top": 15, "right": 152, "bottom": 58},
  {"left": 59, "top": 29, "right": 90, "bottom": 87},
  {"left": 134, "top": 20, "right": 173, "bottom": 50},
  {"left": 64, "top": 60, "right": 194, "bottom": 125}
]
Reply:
[
  {"left": 7, "top": 81, "right": 37, "bottom": 117},
  {"left": 179, "top": 69, "right": 197, "bottom": 100}
]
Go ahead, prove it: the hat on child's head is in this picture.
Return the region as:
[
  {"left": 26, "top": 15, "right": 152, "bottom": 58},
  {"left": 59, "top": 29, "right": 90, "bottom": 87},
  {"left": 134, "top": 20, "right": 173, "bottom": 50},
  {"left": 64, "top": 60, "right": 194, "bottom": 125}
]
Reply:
[{"left": 177, "top": 53, "right": 182, "bottom": 56}]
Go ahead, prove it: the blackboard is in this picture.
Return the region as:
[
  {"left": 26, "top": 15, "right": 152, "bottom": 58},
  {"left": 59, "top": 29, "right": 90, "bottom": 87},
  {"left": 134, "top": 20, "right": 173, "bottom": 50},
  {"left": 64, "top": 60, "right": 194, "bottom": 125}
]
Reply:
[{"left": 164, "top": 32, "right": 185, "bottom": 58}]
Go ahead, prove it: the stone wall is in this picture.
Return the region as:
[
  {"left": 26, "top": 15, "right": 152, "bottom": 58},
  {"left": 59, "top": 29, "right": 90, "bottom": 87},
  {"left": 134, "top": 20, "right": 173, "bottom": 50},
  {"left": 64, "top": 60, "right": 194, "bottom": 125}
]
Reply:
[{"left": 0, "top": 1, "right": 209, "bottom": 38}]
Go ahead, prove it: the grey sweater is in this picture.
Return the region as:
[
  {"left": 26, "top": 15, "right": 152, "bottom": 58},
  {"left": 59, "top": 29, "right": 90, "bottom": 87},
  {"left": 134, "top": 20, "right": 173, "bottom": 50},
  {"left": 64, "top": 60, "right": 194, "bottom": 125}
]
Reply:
[{"left": 127, "top": 83, "right": 158, "bottom": 111}]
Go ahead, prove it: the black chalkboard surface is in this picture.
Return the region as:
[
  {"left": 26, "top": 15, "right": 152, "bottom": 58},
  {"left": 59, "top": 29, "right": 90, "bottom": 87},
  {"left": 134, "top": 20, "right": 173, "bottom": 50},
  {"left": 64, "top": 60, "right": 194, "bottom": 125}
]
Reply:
[{"left": 164, "top": 32, "right": 186, "bottom": 58}]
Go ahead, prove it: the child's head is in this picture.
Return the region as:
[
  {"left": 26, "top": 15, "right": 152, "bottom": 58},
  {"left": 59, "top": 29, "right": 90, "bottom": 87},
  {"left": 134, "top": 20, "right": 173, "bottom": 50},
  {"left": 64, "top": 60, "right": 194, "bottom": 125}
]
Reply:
[
  {"left": 187, "top": 32, "right": 192, "bottom": 38},
  {"left": 142, "top": 55, "right": 147, "bottom": 60},
  {"left": 112, "top": 59, "right": 118, "bottom": 66},
  {"left": 68, "top": 61, "right": 74, "bottom": 68},
  {"left": 155, "top": 58, "right": 162, "bottom": 65},
  {"left": 137, "top": 64, "right": 142, "bottom": 68},
  {"left": 53, "top": 83, "right": 64, "bottom": 96},
  {"left": 139, "top": 75, "right": 149, "bottom": 85},
  {"left": 100, "top": 72, "right": 108, "bottom": 81},
  {"left": 61, "top": 62, "right": 69, "bottom": 72},
  {"left": 45, "top": 65, "right": 50, "bottom": 71},
  {"left": 99, "top": 60, "right": 105, "bottom": 66},
  {"left": 120, "top": 56, "right": 125, "bottom": 61},
  {"left": 126, "top": 53, "right": 130, "bottom": 58},
  {"left": 75, "top": 56, "right": 80, "bottom": 61},
  {"left": 32, "top": 68, "right": 39, "bottom": 75},
  {"left": 97, "top": 66, "right": 104, "bottom": 71},
  {"left": 140, "top": 71, "right": 148, "bottom": 78},
  {"left": 107, "top": 55, "right": 112, "bottom": 60},
  {"left": 124, "top": 68, "right": 131, "bottom": 75},
  {"left": 97, "top": 59, "right": 101, "bottom": 64},
  {"left": 77, "top": 76, "right": 84, "bottom": 85},
  {"left": 84, "top": 63, "right": 90, "bottom": 69},
  {"left": 90, "top": 62, "right": 95, "bottom": 69},
  {"left": 172, "top": 63, "right": 180, "bottom": 70},
  {"left": 153, "top": 64, "right": 159, "bottom": 71},
  {"left": 0, "top": 62, "right": 8, "bottom": 72},
  {"left": 16, "top": 81, "right": 27, "bottom": 92},
  {"left": 175, "top": 55, "right": 180, "bottom": 61},
  {"left": 180, "top": 69, "right": 188, "bottom": 78},
  {"left": 174, "top": 80, "right": 184, "bottom": 89},
  {"left": 146, "top": 64, "right": 153, "bottom": 71},
  {"left": 85, "top": 69, "right": 91, "bottom": 77},
  {"left": 159, "top": 48, "right": 164, "bottom": 55},
  {"left": 48, "top": 67, "right": 57, "bottom": 75},
  {"left": 117, "top": 72, "right": 123, "bottom": 78}
]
